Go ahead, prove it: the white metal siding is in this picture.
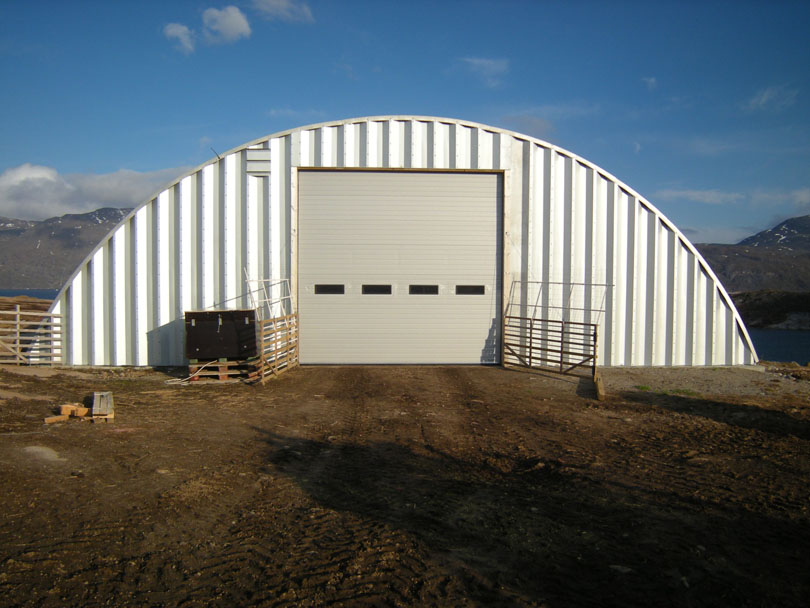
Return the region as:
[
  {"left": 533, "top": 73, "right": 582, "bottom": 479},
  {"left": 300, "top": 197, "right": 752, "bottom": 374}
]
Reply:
[
  {"left": 51, "top": 116, "right": 757, "bottom": 366},
  {"left": 298, "top": 171, "right": 502, "bottom": 364}
]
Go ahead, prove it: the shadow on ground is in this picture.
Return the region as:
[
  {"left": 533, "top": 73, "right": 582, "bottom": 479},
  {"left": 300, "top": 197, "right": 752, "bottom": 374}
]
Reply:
[
  {"left": 621, "top": 390, "right": 810, "bottom": 441},
  {"left": 257, "top": 429, "right": 809, "bottom": 607}
]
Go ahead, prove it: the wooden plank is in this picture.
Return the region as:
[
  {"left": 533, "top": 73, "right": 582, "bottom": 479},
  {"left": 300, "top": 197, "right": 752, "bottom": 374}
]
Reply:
[
  {"left": 92, "top": 392, "right": 114, "bottom": 416},
  {"left": 0, "top": 317, "right": 60, "bottom": 324},
  {"left": 60, "top": 404, "right": 78, "bottom": 416}
]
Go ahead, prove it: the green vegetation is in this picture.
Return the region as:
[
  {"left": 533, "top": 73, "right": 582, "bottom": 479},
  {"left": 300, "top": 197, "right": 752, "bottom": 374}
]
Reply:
[
  {"left": 634, "top": 385, "right": 700, "bottom": 397},
  {"left": 668, "top": 388, "right": 699, "bottom": 397}
]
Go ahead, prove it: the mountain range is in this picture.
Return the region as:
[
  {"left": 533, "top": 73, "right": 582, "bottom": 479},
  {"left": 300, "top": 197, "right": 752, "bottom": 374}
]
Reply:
[
  {"left": 696, "top": 215, "right": 810, "bottom": 293},
  {"left": 0, "top": 208, "right": 131, "bottom": 289}
]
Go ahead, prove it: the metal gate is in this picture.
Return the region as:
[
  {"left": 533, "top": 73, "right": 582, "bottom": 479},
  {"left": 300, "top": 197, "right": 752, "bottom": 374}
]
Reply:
[
  {"left": 503, "top": 280, "right": 609, "bottom": 378},
  {"left": 503, "top": 315, "right": 597, "bottom": 377}
]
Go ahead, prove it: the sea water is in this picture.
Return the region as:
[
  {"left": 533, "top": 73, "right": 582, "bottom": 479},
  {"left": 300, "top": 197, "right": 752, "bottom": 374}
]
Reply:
[
  {"left": 0, "top": 288, "right": 59, "bottom": 299},
  {"left": 747, "top": 328, "right": 810, "bottom": 365}
]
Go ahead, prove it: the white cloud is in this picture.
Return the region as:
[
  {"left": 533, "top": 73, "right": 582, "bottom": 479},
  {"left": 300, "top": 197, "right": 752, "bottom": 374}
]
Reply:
[
  {"left": 519, "top": 102, "right": 601, "bottom": 122},
  {"left": 680, "top": 225, "right": 754, "bottom": 245},
  {"left": 499, "top": 102, "right": 600, "bottom": 140},
  {"left": 791, "top": 187, "right": 810, "bottom": 207},
  {"left": 253, "top": 0, "right": 314, "bottom": 23},
  {"left": 654, "top": 188, "right": 744, "bottom": 205},
  {"left": 676, "top": 136, "right": 737, "bottom": 157},
  {"left": 0, "top": 163, "right": 188, "bottom": 221},
  {"left": 633, "top": 142, "right": 642, "bottom": 154},
  {"left": 743, "top": 85, "right": 798, "bottom": 113},
  {"left": 164, "top": 6, "right": 251, "bottom": 53},
  {"left": 751, "top": 187, "right": 810, "bottom": 209},
  {"left": 203, "top": 6, "right": 251, "bottom": 44},
  {"left": 500, "top": 114, "right": 554, "bottom": 139},
  {"left": 655, "top": 186, "right": 810, "bottom": 218},
  {"left": 641, "top": 76, "right": 657, "bottom": 91},
  {"left": 460, "top": 57, "right": 509, "bottom": 88},
  {"left": 164, "top": 23, "right": 195, "bottom": 54}
]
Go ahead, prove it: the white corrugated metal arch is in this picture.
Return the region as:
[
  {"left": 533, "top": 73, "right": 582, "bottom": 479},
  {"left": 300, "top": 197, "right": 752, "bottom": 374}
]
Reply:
[{"left": 49, "top": 115, "right": 758, "bottom": 367}]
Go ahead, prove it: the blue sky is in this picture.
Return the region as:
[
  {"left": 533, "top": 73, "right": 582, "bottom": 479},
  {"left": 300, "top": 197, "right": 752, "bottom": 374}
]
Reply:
[{"left": 1, "top": 0, "right": 808, "bottom": 243}]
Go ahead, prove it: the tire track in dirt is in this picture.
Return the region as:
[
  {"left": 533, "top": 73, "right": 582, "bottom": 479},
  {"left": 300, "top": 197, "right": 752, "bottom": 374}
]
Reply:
[
  {"left": 2, "top": 517, "right": 143, "bottom": 603},
  {"left": 143, "top": 367, "right": 439, "bottom": 606},
  {"left": 437, "top": 367, "right": 496, "bottom": 457},
  {"left": 167, "top": 486, "right": 459, "bottom": 606},
  {"left": 1, "top": 426, "right": 276, "bottom": 604},
  {"left": 323, "top": 367, "right": 378, "bottom": 438},
  {"left": 1, "top": 471, "right": 264, "bottom": 605},
  {"left": 244, "top": 367, "right": 519, "bottom": 605},
  {"left": 255, "top": 509, "right": 434, "bottom": 605},
  {"left": 620, "top": 405, "right": 810, "bottom": 517}
]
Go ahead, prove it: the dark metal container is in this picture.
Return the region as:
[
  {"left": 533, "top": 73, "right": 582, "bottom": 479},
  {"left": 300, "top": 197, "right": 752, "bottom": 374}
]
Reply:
[{"left": 185, "top": 309, "right": 258, "bottom": 360}]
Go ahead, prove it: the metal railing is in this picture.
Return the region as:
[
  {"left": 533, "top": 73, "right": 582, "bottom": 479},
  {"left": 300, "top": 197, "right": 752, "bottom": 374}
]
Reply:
[{"left": 503, "top": 315, "right": 597, "bottom": 378}]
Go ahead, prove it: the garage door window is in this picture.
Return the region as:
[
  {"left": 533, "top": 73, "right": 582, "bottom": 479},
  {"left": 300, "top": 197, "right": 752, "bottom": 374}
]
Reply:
[
  {"left": 362, "top": 284, "right": 392, "bottom": 295},
  {"left": 314, "top": 284, "right": 345, "bottom": 294},
  {"left": 409, "top": 285, "right": 439, "bottom": 295},
  {"left": 456, "top": 285, "right": 486, "bottom": 295}
]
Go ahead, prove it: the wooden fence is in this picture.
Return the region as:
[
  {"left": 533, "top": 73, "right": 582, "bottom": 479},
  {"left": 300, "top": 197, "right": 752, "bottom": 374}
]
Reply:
[
  {"left": 256, "top": 313, "right": 299, "bottom": 382},
  {"left": 503, "top": 315, "right": 597, "bottom": 378},
  {"left": 0, "top": 305, "right": 62, "bottom": 366}
]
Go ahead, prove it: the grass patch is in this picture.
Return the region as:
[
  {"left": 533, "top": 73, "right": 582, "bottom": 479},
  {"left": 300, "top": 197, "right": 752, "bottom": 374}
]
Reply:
[
  {"left": 633, "top": 385, "right": 699, "bottom": 397},
  {"left": 669, "top": 388, "right": 700, "bottom": 397},
  {"left": 657, "top": 387, "right": 701, "bottom": 397}
]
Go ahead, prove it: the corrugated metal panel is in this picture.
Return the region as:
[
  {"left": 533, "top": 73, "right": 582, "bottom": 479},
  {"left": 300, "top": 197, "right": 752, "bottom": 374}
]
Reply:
[{"left": 50, "top": 115, "right": 758, "bottom": 366}]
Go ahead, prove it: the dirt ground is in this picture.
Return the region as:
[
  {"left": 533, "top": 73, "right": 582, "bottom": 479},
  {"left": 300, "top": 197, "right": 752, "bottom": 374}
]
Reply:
[{"left": 1, "top": 362, "right": 809, "bottom": 607}]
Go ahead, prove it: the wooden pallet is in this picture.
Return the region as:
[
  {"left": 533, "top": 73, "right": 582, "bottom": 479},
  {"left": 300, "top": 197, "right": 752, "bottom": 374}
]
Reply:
[{"left": 188, "top": 358, "right": 261, "bottom": 382}]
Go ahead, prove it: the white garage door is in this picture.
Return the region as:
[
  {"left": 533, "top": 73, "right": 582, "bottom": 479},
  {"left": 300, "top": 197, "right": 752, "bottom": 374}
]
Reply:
[{"left": 298, "top": 170, "right": 502, "bottom": 364}]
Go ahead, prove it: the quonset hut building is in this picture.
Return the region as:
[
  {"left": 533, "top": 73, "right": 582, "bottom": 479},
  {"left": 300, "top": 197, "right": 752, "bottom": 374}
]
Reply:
[{"left": 49, "top": 116, "right": 758, "bottom": 368}]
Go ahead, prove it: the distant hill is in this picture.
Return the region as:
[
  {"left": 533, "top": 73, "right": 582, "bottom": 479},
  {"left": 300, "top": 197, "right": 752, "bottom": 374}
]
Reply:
[
  {"left": 696, "top": 215, "right": 810, "bottom": 293},
  {"left": 731, "top": 290, "right": 810, "bottom": 330},
  {"left": 694, "top": 215, "right": 810, "bottom": 329},
  {"left": 0, "top": 208, "right": 131, "bottom": 289},
  {"left": 738, "top": 215, "right": 810, "bottom": 250},
  {"left": 0, "top": 217, "right": 36, "bottom": 233},
  {"left": 696, "top": 245, "right": 810, "bottom": 293}
]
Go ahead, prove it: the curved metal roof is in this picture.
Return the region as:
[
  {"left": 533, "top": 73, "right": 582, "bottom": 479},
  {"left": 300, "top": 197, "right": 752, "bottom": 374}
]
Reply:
[{"left": 50, "top": 116, "right": 757, "bottom": 366}]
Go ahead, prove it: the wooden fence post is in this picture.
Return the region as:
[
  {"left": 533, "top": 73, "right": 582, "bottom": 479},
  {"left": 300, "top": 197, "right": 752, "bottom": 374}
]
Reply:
[
  {"left": 259, "top": 319, "right": 266, "bottom": 384},
  {"left": 15, "top": 305, "right": 22, "bottom": 364}
]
